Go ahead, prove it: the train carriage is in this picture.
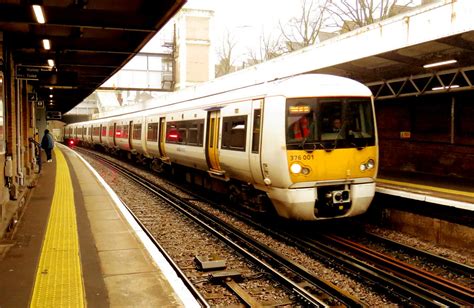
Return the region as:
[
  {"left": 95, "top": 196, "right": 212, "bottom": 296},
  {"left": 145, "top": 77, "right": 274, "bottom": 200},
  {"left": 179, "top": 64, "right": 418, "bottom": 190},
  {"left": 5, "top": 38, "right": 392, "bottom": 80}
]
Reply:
[{"left": 64, "top": 74, "right": 378, "bottom": 221}]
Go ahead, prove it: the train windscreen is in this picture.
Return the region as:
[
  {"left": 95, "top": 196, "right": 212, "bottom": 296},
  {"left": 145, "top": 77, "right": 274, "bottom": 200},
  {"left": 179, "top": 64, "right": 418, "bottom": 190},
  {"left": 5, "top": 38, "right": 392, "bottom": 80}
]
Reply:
[{"left": 286, "top": 97, "right": 375, "bottom": 150}]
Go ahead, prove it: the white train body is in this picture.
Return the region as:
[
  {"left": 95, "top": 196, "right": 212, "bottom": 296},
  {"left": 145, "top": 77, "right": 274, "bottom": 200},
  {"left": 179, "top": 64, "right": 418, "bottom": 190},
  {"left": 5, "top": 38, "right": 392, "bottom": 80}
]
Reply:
[{"left": 65, "top": 74, "right": 378, "bottom": 221}]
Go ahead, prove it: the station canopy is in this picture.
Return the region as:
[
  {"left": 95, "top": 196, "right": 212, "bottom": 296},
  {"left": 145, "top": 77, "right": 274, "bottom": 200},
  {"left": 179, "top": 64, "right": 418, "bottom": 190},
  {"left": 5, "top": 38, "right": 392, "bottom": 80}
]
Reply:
[{"left": 0, "top": 0, "right": 186, "bottom": 114}]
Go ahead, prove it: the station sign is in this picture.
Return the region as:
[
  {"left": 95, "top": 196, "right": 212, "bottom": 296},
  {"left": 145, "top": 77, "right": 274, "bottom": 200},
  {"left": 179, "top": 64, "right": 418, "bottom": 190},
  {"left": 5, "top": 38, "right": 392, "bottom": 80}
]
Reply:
[
  {"left": 46, "top": 111, "right": 62, "bottom": 120},
  {"left": 16, "top": 65, "right": 52, "bottom": 80},
  {"left": 400, "top": 131, "right": 411, "bottom": 139}
]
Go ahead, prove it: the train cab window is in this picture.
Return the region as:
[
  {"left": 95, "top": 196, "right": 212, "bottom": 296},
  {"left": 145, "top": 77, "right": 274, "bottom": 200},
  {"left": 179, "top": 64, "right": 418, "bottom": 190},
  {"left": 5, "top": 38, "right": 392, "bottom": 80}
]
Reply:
[
  {"left": 222, "top": 115, "right": 247, "bottom": 151},
  {"left": 147, "top": 123, "right": 159, "bottom": 141},
  {"left": 132, "top": 124, "right": 142, "bottom": 140},
  {"left": 286, "top": 97, "right": 375, "bottom": 150},
  {"left": 101, "top": 126, "right": 107, "bottom": 137}
]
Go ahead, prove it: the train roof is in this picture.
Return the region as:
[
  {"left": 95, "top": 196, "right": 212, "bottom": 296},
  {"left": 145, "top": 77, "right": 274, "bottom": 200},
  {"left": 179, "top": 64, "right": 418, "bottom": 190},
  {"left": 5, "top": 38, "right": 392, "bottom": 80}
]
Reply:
[{"left": 68, "top": 74, "right": 372, "bottom": 126}]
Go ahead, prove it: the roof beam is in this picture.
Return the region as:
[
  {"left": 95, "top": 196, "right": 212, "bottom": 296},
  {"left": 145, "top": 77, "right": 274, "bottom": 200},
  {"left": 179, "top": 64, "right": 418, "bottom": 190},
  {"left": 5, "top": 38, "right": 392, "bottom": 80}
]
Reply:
[{"left": 0, "top": 4, "right": 158, "bottom": 32}]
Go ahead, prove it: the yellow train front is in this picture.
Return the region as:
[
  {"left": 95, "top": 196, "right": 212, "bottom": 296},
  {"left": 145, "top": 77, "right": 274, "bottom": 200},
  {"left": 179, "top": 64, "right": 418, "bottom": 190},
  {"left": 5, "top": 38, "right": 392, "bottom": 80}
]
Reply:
[{"left": 260, "top": 75, "right": 378, "bottom": 220}]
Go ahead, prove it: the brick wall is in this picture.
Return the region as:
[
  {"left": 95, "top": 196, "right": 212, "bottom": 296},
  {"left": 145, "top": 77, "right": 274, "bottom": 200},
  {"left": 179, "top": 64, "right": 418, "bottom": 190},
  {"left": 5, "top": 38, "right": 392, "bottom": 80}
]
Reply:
[{"left": 376, "top": 92, "right": 474, "bottom": 180}]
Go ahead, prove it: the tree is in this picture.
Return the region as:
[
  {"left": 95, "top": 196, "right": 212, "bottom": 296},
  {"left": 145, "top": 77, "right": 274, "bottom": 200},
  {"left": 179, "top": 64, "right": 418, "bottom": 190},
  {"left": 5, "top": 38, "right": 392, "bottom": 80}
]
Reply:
[
  {"left": 246, "top": 30, "right": 283, "bottom": 66},
  {"left": 215, "top": 30, "right": 238, "bottom": 77},
  {"left": 279, "top": 0, "right": 331, "bottom": 52},
  {"left": 327, "top": 0, "right": 416, "bottom": 32}
]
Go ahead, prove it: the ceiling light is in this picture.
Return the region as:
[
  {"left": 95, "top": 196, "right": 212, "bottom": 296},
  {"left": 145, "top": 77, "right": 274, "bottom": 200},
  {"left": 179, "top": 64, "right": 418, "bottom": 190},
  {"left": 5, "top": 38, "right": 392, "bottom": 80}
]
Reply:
[
  {"left": 423, "top": 59, "right": 457, "bottom": 69},
  {"left": 43, "top": 39, "right": 51, "bottom": 50},
  {"left": 32, "top": 5, "right": 46, "bottom": 24},
  {"left": 49, "top": 94, "right": 53, "bottom": 98},
  {"left": 49, "top": 87, "right": 53, "bottom": 90},
  {"left": 432, "top": 85, "right": 460, "bottom": 91},
  {"left": 47, "top": 59, "right": 55, "bottom": 67}
]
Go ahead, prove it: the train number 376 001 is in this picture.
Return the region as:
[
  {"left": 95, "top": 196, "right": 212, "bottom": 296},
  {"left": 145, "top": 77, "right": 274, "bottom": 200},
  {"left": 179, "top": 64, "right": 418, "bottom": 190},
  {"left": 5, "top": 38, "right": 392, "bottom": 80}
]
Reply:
[{"left": 290, "top": 154, "right": 315, "bottom": 161}]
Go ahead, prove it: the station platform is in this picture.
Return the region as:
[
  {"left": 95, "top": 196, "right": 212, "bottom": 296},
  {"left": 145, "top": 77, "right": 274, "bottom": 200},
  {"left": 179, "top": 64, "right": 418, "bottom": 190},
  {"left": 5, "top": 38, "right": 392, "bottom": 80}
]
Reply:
[
  {"left": 376, "top": 171, "right": 474, "bottom": 211},
  {"left": 0, "top": 145, "right": 198, "bottom": 307}
]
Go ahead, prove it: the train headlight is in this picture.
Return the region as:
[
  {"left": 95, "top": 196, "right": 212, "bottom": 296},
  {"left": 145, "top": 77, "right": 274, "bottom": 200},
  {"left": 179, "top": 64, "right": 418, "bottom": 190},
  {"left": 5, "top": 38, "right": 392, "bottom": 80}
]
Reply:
[
  {"left": 301, "top": 167, "right": 310, "bottom": 175},
  {"left": 360, "top": 159, "right": 375, "bottom": 171},
  {"left": 290, "top": 163, "right": 302, "bottom": 174}
]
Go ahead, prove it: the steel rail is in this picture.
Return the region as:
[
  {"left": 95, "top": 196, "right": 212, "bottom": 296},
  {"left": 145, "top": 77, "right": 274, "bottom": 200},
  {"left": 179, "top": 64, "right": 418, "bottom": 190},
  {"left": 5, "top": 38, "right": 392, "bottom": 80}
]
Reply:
[
  {"left": 365, "top": 232, "right": 474, "bottom": 276},
  {"left": 325, "top": 234, "right": 474, "bottom": 306},
  {"left": 79, "top": 148, "right": 361, "bottom": 307}
]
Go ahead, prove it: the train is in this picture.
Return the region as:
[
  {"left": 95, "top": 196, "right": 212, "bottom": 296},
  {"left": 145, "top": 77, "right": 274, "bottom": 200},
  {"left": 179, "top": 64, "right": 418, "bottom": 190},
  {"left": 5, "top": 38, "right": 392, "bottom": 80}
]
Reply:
[{"left": 64, "top": 74, "right": 378, "bottom": 221}]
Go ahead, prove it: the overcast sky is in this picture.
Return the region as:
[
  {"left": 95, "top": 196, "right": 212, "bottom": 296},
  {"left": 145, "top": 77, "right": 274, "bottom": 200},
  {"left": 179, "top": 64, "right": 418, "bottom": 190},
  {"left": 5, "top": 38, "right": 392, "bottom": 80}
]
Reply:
[
  {"left": 184, "top": 0, "right": 302, "bottom": 63},
  {"left": 141, "top": 0, "right": 424, "bottom": 64}
]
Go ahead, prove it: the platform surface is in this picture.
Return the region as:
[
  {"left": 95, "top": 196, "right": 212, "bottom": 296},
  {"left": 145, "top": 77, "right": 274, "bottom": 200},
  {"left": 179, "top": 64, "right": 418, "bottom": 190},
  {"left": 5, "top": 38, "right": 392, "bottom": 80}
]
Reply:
[
  {"left": 0, "top": 146, "right": 196, "bottom": 307},
  {"left": 377, "top": 170, "right": 474, "bottom": 211}
]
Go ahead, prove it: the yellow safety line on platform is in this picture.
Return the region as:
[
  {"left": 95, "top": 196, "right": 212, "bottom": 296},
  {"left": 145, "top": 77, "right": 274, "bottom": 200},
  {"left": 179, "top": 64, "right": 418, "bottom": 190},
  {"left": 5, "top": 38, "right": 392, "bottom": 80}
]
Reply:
[
  {"left": 30, "top": 147, "right": 85, "bottom": 307},
  {"left": 377, "top": 178, "right": 474, "bottom": 198}
]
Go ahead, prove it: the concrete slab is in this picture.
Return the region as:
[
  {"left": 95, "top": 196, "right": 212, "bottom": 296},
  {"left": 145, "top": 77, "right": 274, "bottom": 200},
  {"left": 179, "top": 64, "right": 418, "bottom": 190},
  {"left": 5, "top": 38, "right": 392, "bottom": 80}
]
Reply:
[
  {"left": 104, "top": 272, "right": 184, "bottom": 307},
  {"left": 89, "top": 218, "right": 128, "bottom": 234},
  {"left": 99, "top": 249, "right": 155, "bottom": 276},
  {"left": 94, "top": 232, "right": 139, "bottom": 251},
  {"left": 87, "top": 209, "right": 120, "bottom": 221},
  {"left": 82, "top": 195, "right": 114, "bottom": 211}
]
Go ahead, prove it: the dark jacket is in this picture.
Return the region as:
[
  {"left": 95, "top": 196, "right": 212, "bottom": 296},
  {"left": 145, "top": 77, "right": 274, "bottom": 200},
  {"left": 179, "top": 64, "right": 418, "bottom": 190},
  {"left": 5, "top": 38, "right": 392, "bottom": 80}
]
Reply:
[{"left": 41, "top": 133, "right": 54, "bottom": 149}]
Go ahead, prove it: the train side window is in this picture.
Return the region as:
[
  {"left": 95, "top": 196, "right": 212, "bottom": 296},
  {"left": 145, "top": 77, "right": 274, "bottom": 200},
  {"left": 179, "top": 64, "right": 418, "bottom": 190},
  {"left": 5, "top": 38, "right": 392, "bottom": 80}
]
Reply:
[
  {"left": 166, "top": 123, "right": 180, "bottom": 143},
  {"left": 132, "top": 124, "right": 142, "bottom": 140},
  {"left": 116, "top": 125, "right": 123, "bottom": 138},
  {"left": 147, "top": 123, "right": 158, "bottom": 141},
  {"left": 93, "top": 126, "right": 100, "bottom": 136},
  {"left": 222, "top": 115, "right": 247, "bottom": 151},
  {"left": 122, "top": 125, "right": 129, "bottom": 138},
  {"left": 252, "top": 110, "right": 261, "bottom": 153},
  {"left": 109, "top": 126, "right": 114, "bottom": 137},
  {"left": 178, "top": 128, "right": 187, "bottom": 144},
  {"left": 187, "top": 120, "right": 205, "bottom": 146},
  {"left": 101, "top": 126, "right": 107, "bottom": 136}
]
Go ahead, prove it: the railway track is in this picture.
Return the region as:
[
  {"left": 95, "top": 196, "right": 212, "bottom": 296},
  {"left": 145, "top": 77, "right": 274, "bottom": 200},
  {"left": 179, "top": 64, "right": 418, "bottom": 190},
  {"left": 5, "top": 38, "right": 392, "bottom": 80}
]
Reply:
[
  {"left": 321, "top": 234, "right": 473, "bottom": 305},
  {"left": 77, "top": 148, "right": 365, "bottom": 307},
  {"left": 76, "top": 147, "right": 473, "bottom": 307}
]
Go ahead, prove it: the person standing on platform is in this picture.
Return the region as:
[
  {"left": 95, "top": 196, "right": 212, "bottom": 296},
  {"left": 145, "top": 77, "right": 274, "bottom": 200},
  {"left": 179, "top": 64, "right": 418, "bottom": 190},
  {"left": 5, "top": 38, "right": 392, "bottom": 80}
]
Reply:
[{"left": 41, "top": 129, "right": 55, "bottom": 162}]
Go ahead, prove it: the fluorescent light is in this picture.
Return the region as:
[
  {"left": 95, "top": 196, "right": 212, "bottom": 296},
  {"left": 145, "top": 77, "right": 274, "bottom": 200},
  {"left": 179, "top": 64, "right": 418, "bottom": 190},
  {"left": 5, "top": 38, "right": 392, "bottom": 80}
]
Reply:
[
  {"left": 47, "top": 59, "right": 55, "bottom": 67},
  {"left": 432, "top": 85, "right": 460, "bottom": 91},
  {"left": 43, "top": 39, "right": 50, "bottom": 50},
  {"left": 423, "top": 59, "right": 457, "bottom": 69},
  {"left": 32, "top": 5, "right": 45, "bottom": 24}
]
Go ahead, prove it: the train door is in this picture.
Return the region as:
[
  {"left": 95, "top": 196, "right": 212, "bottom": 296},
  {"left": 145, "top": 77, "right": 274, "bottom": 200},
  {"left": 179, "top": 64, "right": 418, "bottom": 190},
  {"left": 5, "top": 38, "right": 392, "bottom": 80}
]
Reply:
[
  {"left": 113, "top": 123, "right": 117, "bottom": 146},
  {"left": 128, "top": 121, "right": 133, "bottom": 150},
  {"left": 158, "top": 117, "right": 168, "bottom": 161},
  {"left": 249, "top": 99, "right": 265, "bottom": 184},
  {"left": 99, "top": 124, "right": 102, "bottom": 143},
  {"left": 206, "top": 110, "right": 225, "bottom": 176}
]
